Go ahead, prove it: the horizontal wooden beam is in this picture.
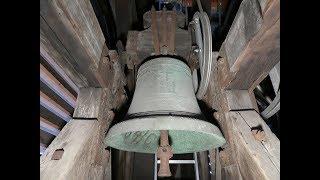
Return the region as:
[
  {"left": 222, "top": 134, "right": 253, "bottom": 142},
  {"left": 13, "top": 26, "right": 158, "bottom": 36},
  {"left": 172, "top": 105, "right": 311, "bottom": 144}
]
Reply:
[
  {"left": 40, "top": 91, "right": 71, "bottom": 122},
  {"left": 40, "top": 52, "right": 79, "bottom": 94},
  {"left": 40, "top": 63, "right": 77, "bottom": 108},
  {"left": 40, "top": 116, "right": 61, "bottom": 136}
]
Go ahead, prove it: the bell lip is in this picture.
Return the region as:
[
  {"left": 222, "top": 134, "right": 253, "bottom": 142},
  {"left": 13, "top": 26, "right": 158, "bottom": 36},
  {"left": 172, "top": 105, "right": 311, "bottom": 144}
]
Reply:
[{"left": 104, "top": 116, "right": 226, "bottom": 154}]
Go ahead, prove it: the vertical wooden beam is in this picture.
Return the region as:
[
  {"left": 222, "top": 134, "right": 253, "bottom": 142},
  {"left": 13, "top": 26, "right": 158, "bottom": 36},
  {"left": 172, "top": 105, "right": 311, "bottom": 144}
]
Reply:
[{"left": 151, "top": 7, "right": 160, "bottom": 55}]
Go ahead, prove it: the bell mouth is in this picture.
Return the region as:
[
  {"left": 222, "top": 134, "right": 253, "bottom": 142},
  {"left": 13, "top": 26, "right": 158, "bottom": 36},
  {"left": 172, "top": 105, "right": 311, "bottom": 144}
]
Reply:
[{"left": 104, "top": 116, "right": 226, "bottom": 154}]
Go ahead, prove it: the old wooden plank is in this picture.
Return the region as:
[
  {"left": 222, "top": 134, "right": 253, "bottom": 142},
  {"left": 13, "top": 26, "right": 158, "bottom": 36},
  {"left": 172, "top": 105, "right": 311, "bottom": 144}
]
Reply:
[
  {"left": 197, "top": 151, "right": 210, "bottom": 180},
  {"left": 40, "top": 16, "right": 90, "bottom": 88},
  {"left": 40, "top": 91, "right": 71, "bottom": 122},
  {"left": 167, "top": 12, "right": 176, "bottom": 55},
  {"left": 238, "top": 111, "right": 280, "bottom": 170},
  {"left": 159, "top": 8, "right": 168, "bottom": 55},
  {"left": 40, "top": 63, "right": 77, "bottom": 108},
  {"left": 40, "top": 112, "right": 114, "bottom": 180},
  {"left": 225, "top": 90, "right": 254, "bottom": 111},
  {"left": 40, "top": 116, "right": 61, "bottom": 136},
  {"left": 151, "top": 6, "right": 160, "bottom": 55},
  {"left": 220, "top": 0, "right": 280, "bottom": 89},
  {"left": 40, "top": 53, "right": 79, "bottom": 94},
  {"left": 208, "top": 149, "right": 216, "bottom": 180},
  {"left": 40, "top": 0, "right": 106, "bottom": 87},
  {"left": 73, "top": 88, "right": 103, "bottom": 119},
  {"left": 135, "top": 26, "right": 191, "bottom": 63},
  {"left": 73, "top": 87, "right": 126, "bottom": 120},
  {"left": 230, "top": 0, "right": 280, "bottom": 89},
  {"left": 228, "top": 111, "right": 280, "bottom": 179},
  {"left": 215, "top": 149, "right": 221, "bottom": 180},
  {"left": 221, "top": 0, "right": 263, "bottom": 69}
]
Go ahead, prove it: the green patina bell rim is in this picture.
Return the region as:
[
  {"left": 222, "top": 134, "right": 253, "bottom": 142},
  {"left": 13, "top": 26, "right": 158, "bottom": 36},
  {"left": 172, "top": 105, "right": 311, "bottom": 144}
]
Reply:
[{"left": 104, "top": 116, "right": 226, "bottom": 154}]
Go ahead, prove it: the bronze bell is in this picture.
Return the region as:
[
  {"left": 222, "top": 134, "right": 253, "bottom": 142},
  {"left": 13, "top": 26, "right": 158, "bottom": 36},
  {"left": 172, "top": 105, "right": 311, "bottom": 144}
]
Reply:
[{"left": 104, "top": 57, "right": 225, "bottom": 154}]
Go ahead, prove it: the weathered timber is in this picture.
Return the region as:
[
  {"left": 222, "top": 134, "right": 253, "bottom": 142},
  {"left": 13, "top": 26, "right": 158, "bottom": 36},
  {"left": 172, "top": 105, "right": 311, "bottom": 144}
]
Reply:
[
  {"left": 197, "top": 151, "right": 210, "bottom": 180},
  {"left": 201, "top": 57, "right": 242, "bottom": 179},
  {"left": 125, "top": 31, "right": 139, "bottom": 70},
  {"left": 40, "top": 116, "right": 61, "bottom": 136},
  {"left": 215, "top": 149, "right": 221, "bottom": 180},
  {"left": 225, "top": 90, "right": 254, "bottom": 111},
  {"left": 40, "top": 52, "right": 79, "bottom": 95},
  {"left": 73, "top": 85, "right": 126, "bottom": 120},
  {"left": 208, "top": 149, "right": 216, "bottom": 180},
  {"left": 40, "top": 0, "right": 109, "bottom": 87},
  {"left": 126, "top": 10, "right": 191, "bottom": 67},
  {"left": 151, "top": 7, "right": 160, "bottom": 55},
  {"left": 40, "top": 16, "right": 89, "bottom": 88},
  {"left": 40, "top": 91, "right": 71, "bottom": 122},
  {"left": 40, "top": 113, "right": 114, "bottom": 180},
  {"left": 73, "top": 88, "right": 104, "bottom": 119},
  {"left": 40, "top": 63, "right": 77, "bottom": 108},
  {"left": 228, "top": 110, "right": 280, "bottom": 179},
  {"left": 219, "top": 0, "right": 280, "bottom": 89}
]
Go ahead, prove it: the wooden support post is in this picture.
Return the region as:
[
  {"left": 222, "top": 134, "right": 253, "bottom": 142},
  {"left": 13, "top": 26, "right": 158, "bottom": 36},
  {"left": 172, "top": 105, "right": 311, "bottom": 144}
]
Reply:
[
  {"left": 151, "top": 6, "right": 160, "bottom": 55},
  {"left": 201, "top": 1, "right": 280, "bottom": 178},
  {"left": 126, "top": 10, "right": 191, "bottom": 67},
  {"left": 197, "top": 151, "right": 210, "bottom": 180}
]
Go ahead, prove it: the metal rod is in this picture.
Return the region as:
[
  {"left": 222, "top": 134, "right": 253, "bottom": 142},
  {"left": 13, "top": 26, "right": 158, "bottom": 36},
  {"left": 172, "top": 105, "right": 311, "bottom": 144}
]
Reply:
[
  {"left": 194, "top": 152, "right": 200, "bottom": 180},
  {"left": 157, "top": 160, "right": 195, "bottom": 164},
  {"left": 154, "top": 154, "right": 158, "bottom": 180},
  {"left": 196, "top": 0, "right": 204, "bottom": 13}
]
